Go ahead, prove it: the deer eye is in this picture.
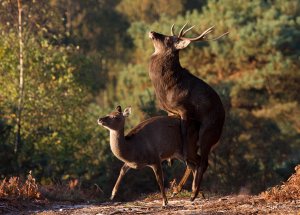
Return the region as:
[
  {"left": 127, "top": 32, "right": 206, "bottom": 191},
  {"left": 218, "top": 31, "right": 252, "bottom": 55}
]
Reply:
[
  {"left": 111, "top": 115, "right": 121, "bottom": 120},
  {"left": 165, "top": 37, "right": 173, "bottom": 46}
]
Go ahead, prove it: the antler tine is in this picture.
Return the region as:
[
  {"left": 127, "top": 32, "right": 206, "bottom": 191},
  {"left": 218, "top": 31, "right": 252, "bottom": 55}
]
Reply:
[
  {"left": 205, "top": 31, "right": 229, "bottom": 41},
  {"left": 182, "top": 25, "right": 195, "bottom": 37},
  {"left": 180, "top": 25, "right": 215, "bottom": 41},
  {"left": 171, "top": 24, "right": 175, "bottom": 36},
  {"left": 196, "top": 25, "right": 215, "bottom": 39},
  {"left": 178, "top": 22, "right": 188, "bottom": 38}
]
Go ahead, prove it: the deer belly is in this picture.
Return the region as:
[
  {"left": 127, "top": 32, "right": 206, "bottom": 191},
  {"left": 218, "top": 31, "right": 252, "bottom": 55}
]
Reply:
[
  {"left": 126, "top": 162, "right": 147, "bottom": 169},
  {"left": 159, "top": 138, "right": 181, "bottom": 160}
]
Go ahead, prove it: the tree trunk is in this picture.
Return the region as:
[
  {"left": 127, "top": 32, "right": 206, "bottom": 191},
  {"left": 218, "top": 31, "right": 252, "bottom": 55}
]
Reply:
[{"left": 15, "top": 0, "right": 24, "bottom": 153}]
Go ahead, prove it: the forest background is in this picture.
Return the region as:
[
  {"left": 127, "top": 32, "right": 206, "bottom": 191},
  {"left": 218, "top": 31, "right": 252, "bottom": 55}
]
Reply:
[{"left": 0, "top": 0, "right": 299, "bottom": 199}]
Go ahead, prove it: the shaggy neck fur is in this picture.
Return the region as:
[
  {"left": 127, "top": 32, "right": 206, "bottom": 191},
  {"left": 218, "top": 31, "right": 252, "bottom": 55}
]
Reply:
[{"left": 151, "top": 50, "right": 182, "bottom": 73}]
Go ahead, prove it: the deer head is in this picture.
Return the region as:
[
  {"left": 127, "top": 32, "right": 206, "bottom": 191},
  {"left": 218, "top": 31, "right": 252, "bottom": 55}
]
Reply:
[
  {"left": 98, "top": 106, "right": 131, "bottom": 131},
  {"left": 149, "top": 23, "right": 228, "bottom": 53}
]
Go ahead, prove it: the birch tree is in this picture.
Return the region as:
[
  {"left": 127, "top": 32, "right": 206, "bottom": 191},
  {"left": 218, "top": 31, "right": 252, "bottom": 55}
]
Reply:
[{"left": 15, "top": 0, "right": 24, "bottom": 153}]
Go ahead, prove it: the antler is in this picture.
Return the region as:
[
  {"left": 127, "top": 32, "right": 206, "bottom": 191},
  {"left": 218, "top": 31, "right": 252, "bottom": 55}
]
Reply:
[
  {"left": 178, "top": 23, "right": 188, "bottom": 37},
  {"left": 171, "top": 23, "right": 229, "bottom": 41},
  {"left": 171, "top": 24, "right": 175, "bottom": 36}
]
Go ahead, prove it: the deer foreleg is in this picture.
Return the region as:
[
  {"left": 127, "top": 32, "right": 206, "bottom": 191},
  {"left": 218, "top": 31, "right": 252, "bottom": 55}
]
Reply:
[
  {"left": 111, "top": 163, "right": 130, "bottom": 200},
  {"left": 151, "top": 163, "right": 168, "bottom": 206}
]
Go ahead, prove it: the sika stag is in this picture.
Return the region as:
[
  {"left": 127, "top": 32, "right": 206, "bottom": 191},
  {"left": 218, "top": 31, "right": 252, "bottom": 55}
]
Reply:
[
  {"left": 149, "top": 24, "right": 228, "bottom": 199},
  {"left": 98, "top": 106, "right": 201, "bottom": 206}
]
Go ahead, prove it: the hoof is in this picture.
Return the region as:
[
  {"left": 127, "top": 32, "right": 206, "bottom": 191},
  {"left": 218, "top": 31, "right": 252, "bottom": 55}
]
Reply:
[
  {"left": 110, "top": 195, "right": 115, "bottom": 201},
  {"left": 162, "top": 199, "right": 168, "bottom": 207},
  {"left": 167, "top": 159, "right": 174, "bottom": 167},
  {"left": 200, "top": 192, "right": 206, "bottom": 199},
  {"left": 190, "top": 196, "right": 196, "bottom": 202},
  {"left": 171, "top": 191, "right": 178, "bottom": 198}
]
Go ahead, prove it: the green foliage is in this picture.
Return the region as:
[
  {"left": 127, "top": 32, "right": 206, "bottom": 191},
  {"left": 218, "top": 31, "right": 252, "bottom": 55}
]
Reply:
[
  {"left": 0, "top": 0, "right": 115, "bottom": 187},
  {"left": 117, "top": 0, "right": 185, "bottom": 23}
]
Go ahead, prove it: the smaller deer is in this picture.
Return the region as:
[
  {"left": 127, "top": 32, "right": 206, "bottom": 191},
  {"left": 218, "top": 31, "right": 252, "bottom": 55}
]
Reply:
[{"left": 97, "top": 106, "right": 201, "bottom": 206}]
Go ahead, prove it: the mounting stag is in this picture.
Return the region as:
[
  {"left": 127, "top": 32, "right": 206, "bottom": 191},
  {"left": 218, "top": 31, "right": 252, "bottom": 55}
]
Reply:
[
  {"left": 149, "top": 23, "right": 228, "bottom": 199},
  {"left": 98, "top": 106, "right": 202, "bottom": 206}
]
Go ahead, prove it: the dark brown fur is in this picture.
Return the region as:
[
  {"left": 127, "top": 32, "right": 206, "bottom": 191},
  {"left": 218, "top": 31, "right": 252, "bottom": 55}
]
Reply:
[{"left": 149, "top": 30, "right": 225, "bottom": 200}]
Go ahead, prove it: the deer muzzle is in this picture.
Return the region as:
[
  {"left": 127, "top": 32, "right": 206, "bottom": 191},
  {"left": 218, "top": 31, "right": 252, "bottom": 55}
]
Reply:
[
  {"left": 149, "top": 31, "right": 164, "bottom": 40},
  {"left": 149, "top": 31, "right": 155, "bottom": 39},
  {"left": 97, "top": 118, "right": 105, "bottom": 126}
]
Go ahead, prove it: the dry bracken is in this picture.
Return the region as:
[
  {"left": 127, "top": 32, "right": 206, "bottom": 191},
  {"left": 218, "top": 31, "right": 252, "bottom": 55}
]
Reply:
[
  {"left": 0, "top": 171, "right": 40, "bottom": 200},
  {"left": 260, "top": 165, "right": 300, "bottom": 201}
]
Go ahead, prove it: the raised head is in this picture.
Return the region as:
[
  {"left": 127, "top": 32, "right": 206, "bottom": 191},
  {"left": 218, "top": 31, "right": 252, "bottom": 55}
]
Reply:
[
  {"left": 149, "top": 23, "right": 228, "bottom": 54},
  {"left": 97, "top": 106, "right": 131, "bottom": 131}
]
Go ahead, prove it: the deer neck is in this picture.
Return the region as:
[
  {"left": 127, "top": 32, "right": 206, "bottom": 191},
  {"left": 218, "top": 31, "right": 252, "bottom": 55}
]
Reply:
[
  {"left": 109, "top": 128, "right": 127, "bottom": 159},
  {"left": 150, "top": 51, "right": 182, "bottom": 73}
]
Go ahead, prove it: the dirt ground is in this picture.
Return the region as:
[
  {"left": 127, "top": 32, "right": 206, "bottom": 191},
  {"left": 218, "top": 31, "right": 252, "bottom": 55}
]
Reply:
[
  {"left": 16, "top": 194, "right": 298, "bottom": 215},
  {"left": 1, "top": 165, "right": 299, "bottom": 214}
]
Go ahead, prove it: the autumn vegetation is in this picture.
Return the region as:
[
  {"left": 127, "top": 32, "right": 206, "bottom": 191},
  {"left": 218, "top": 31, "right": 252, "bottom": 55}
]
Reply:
[
  {"left": 260, "top": 165, "right": 300, "bottom": 202},
  {"left": 0, "top": 171, "right": 40, "bottom": 200},
  {"left": 0, "top": 0, "right": 299, "bottom": 204}
]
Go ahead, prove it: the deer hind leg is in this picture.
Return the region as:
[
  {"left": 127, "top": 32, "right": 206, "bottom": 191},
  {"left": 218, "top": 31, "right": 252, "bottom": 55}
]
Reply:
[
  {"left": 111, "top": 163, "right": 130, "bottom": 200},
  {"left": 190, "top": 127, "right": 217, "bottom": 201},
  {"left": 190, "top": 157, "right": 208, "bottom": 201},
  {"left": 151, "top": 163, "right": 168, "bottom": 206},
  {"left": 167, "top": 111, "right": 178, "bottom": 166},
  {"left": 171, "top": 166, "right": 192, "bottom": 197},
  {"left": 180, "top": 116, "right": 190, "bottom": 161},
  {"left": 172, "top": 120, "right": 201, "bottom": 197},
  {"left": 191, "top": 168, "right": 200, "bottom": 201}
]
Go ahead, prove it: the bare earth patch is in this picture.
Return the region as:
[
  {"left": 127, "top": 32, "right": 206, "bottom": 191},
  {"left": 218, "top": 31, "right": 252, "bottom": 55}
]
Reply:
[
  {"left": 34, "top": 165, "right": 300, "bottom": 214},
  {"left": 32, "top": 194, "right": 299, "bottom": 215}
]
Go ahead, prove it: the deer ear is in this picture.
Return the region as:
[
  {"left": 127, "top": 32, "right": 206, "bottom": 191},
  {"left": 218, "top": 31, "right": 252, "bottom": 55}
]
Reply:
[
  {"left": 123, "top": 106, "right": 131, "bottom": 117},
  {"left": 116, "top": 106, "right": 122, "bottom": 113},
  {"left": 174, "top": 39, "right": 191, "bottom": 50}
]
